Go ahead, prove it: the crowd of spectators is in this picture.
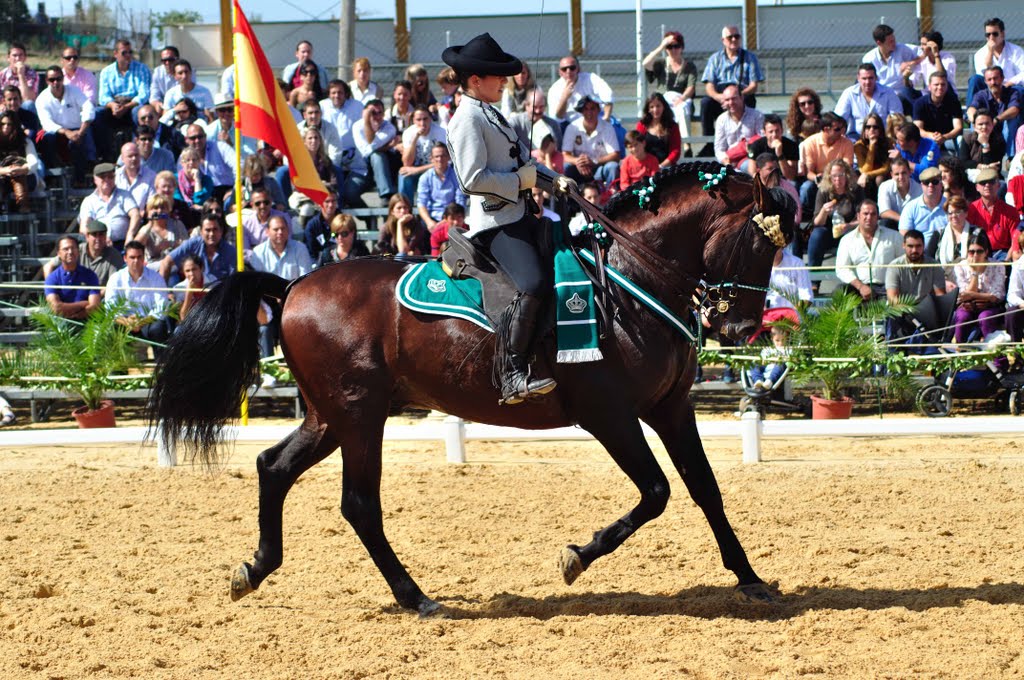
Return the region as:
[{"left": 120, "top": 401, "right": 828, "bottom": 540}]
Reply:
[{"left": 11, "top": 16, "right": 1024, "bottom": 364}]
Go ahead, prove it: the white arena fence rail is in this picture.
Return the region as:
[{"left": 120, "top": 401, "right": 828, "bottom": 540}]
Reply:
[{"left": 1, "top": 414, "right": 1023, "bottom": 468}]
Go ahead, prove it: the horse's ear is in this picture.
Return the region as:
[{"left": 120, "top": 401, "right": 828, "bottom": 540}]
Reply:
[{"left": 752, "top": 171, "right": 767, "bottom": 212}]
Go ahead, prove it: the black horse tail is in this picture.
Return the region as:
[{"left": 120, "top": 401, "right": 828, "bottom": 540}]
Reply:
[{"left": 146, "top": 271, "right": 288, "bottom": 468}]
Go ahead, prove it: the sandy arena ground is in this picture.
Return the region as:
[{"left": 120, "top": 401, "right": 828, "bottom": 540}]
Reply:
[{"left": 1, "top": 424, "right": 1023, "bottom": 678}]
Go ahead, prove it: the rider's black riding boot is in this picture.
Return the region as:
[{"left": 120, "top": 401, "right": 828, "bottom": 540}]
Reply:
[{"left": 500, "top": 294, "right": 557, "bottom": 405}]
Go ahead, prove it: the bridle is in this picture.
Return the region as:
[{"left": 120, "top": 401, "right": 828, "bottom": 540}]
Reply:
[{"left": 569, "top": 177, "right": 781, "bottom": 325}]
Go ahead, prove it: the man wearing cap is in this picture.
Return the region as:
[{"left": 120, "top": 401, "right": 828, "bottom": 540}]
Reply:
[
  {"left": 36, "top": 65, "right": 96, "bottom": 183},
  {"left": 134, "top": 126, "right": 175, "bottom": 175},
  {"left": 115, "top": 142, "right": 155, "bottom": 212},
  {"left": 44, "top": 219, "right": 124, "bottom": 287},
  {"left": 898, "top": 166, "right": 947, "bottom": 251},
  {"left": 547, "top": 55, "right": 614, "bottom": 124},
  {"left": 561, "top": 94, "right": 621, "bottom": 186},
  {"left": 968, "top": 168, "right": 1019, "bottom": 258},
  {"left": 78, "top": 162, "right": 141, "bottom": 246},
  {"left": 44, "top": 236, "right": 101, "bottom": 320},
  {"left": 445, "top": 33, "right": 579, "bottom": 404},
  {"left": 161, "top": 213, "right": 237, "bottom": 283},
  {"left": 105, "top": 240, "right": 171, "bottom": 348}
]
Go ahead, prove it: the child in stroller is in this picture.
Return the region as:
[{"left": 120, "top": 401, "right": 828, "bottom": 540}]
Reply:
[{"left": 747, "top": 325, "right": 790, "bottom": 392}]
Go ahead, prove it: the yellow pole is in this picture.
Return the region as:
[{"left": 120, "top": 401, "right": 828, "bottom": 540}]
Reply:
[
  {"left": 744, "top": 0, "right": 757, "bottom": 51},
  {"left": 395, "top": 0, "right": 409, "bottom": 62},
  {"left": 570, "top": 0, "right": 583, "bottom": 56},
  {"left": 232, "top": 1, "right": 249, "bottom": 426},
  {"left": 220, "top": 0, "right": 233, "bottom": 67}
]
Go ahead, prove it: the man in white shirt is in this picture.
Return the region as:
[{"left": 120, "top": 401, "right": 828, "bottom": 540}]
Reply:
[
  {"left": 250, "top": 215, "right": 312, "bottom": 357},
  {"left": 912, "top": 30, "right": 957, "bottom": 93},
  {"left": 161, "top": 59, "right": 213, "bottom": 123},
  {"left": 877, "top": 158, "right": 921, "bottom": 229},
  {"left": 320, "top": 79, "right": 363, "bottom": 139},
  {"left": 36, "top": 65, "right": 96, "bottom": 182},
  {"left": 968, "top": 17, "right": 1024, "bottom": 104},
  {"left": 713, "top": 85, "right": 764, "bottom": 169},
  {"left": 115, "top": 142, "right": 155, "bottom": 213},
  {"left": 835, "top": 199, "right": 903, "bottom": 300},
  {"left": 547, "top": 55, "right": 614, "bottom": 123},
  {"left": 105, "top": 240, "right": 171, "bottom": 348},
  {"left": 342, "top": 98, "right": 398, "bottom": 206},
  {"left": 149, "top": 46, "right": 190, "bottom": 117},
  {"left": 561, "top": 95, "right": 620, "bottom": 187},
  {"left": 79, "top": 162, "right": 140, "bottom": 245},
  {"left": 399, "top": 105, "right": 446, "bottom": 201},
  {"left": 833, "top": 63, "right": 904, "bottom": 141},
  {"left": 862, "top": 23, "right": 923, "bottom": 111}
]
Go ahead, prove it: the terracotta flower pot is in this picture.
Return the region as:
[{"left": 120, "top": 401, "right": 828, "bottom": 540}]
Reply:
[
  {"left": 72, "top": 400, "right": 117, "bottom": 428},
  {"left": 810, "top": 395, "right": 854, "bottom": 420}
]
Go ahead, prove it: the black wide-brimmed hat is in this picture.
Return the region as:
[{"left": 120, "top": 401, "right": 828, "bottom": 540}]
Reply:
[{"left": 442, "top": 33, "right": 522, "bottom": 77}]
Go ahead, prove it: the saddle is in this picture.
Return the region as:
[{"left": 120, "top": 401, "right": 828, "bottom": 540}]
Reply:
[{"left": 440, "top": 225, "right": 556, "bottom": 328}]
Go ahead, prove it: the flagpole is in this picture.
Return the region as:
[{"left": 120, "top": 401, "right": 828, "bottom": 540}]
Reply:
[{"left": 232, "top": 0, "right": 249, "bottom": 426}]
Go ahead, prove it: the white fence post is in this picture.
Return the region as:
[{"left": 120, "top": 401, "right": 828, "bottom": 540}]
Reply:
[
  {"left": 444, "top": 415, "right": 466, "bottom": 464},
  {"left": 156, "top": 423, "right": 177, "bottom": 468},
  {"left": 741, "top": 411, "right": 762, "bottom": 464}
]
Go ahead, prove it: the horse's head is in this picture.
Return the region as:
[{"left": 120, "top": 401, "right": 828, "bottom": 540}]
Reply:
[{"left": 701, "top": 171, "right": 798, "bottom": 340}]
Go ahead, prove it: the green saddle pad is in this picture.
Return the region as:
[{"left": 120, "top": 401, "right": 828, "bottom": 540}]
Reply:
[{"left": 395, "top": 261, "right": 493, "bottom": 331}]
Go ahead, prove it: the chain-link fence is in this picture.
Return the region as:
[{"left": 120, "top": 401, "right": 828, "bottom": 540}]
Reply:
[{"left": 2, "top": 22, "right": 150, "bottom": 61}]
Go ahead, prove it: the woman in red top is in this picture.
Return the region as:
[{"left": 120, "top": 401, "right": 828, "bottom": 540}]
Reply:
[{"left": 635, "top": 93, "right": 681, "bottom": 168}]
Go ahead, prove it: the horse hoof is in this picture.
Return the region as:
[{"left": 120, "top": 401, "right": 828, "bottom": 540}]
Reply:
[
  {"left": 734, "top": 581, "right": 781, "bottom": 604},
  {"left": 558, "top": 545, "right": 584, "bottom": 586},
  {"left": 417, "top": 598, "right": 445, "bottom": 619},
  {"left": 229, "top": 563, "right": 255, "bottom": 602}
]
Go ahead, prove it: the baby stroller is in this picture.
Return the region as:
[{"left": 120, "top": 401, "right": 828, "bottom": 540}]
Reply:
[
  {"left": 911, "top": 289, "right": 1024, "bottom": 416},
  {"left": 737, "top": 364, "right": 812, "bottom": 418}
]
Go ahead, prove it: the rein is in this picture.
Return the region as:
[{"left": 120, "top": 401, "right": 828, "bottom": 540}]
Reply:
[{"left": 566, "top": 167, "right": 777, "bottom": 330}]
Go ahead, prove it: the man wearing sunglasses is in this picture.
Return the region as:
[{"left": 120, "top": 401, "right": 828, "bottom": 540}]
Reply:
[
  {"left": 699, "top": 25, "right": 764, "bottom": 151},
  {"left": 149, "top": 46, "right": 189, "bottom": 118},
  {"left": 97, "top": 39, "right": 151, "bottom": 162},
  {"left": 967, "top": 18, "right": 1024, "bottom": 105},
  {"left": 60, "top": 48, "right": 97, "bottom": 105},
  {"left": 241, "top": 187, "right": 292, "bottom": 262},
  {"left": 36, "top": 65, "right": 96, "bottom": 183},
  {"left": 547, "top": 55, "right": 614, "bottom": 124},
  {"left": 968, "top": 167, "right": 1018, "bottom": 259}
]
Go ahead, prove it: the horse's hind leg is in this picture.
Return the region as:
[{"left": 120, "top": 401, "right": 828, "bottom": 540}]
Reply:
[
  {"left": 560, "top": 407, "right": 671, "bottom": 586},
  {"left": 231, "top": 410, "right": 339, "bottom": 601},
  {"left": 337, "top": 401, "right": 439, "bottom": 616},
  {"left": 645, "top": 395, "right": 778, "bottom": 603}
]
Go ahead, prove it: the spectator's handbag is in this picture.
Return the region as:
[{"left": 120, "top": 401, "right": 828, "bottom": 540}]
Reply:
[
  {"left": 1, "top": 154, "right": 30, "bottom": 210},
  {"left": 725, "top": 135, "right": 761, "bottom": 164}
]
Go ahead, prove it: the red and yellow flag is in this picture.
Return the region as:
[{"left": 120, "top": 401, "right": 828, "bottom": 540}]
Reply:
[{"left": 232, "top": 1, "right": 328, "bottom": 206}]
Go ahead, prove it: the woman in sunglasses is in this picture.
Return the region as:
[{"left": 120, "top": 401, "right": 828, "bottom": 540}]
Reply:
[
  {"left": 854, "top": 112, "right": 891, "bottom": 201},
  {"left": 952, "top": 231, "right": 1005, "bottom": 343},
  {"left": 317, "top": 213, "right": 368, "bottom": 267},
  {"left": 642, "top": 31, "right": 697, "bottom": 155},
  {"left": 786, "top": 88, "right": 822, "bottom": 142},
  {"left": 288, "top": 60, "right": 324, "bottom": 109}
]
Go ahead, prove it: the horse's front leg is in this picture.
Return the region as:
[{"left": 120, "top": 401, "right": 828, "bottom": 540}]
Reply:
[
  {"left": 558, "top": 408, "right": 671, "bottom": 586},
  {"left": 232, "top": 414, "right": 339, "bottom": 601},
  {"left": 645, "top": 394, "right": 778, "bottom": 603}
]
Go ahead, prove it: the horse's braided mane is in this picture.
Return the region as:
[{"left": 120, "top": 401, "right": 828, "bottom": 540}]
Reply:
[{"left": 602, "top": 160, "right": 736, "bottom": 219}]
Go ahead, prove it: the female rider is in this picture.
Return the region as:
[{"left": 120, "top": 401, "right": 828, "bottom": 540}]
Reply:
[{"left": 443, "top": 33, "right": 575, "bottom": 405}]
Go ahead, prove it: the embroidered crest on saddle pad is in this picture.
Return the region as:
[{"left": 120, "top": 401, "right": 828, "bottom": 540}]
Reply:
[{"left": 396, "top": 261, "right": 493, "bottom": 331}]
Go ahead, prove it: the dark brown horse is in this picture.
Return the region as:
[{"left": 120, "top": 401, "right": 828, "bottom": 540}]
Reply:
[{"left": 148, "top": 163, "right": 796, "bottom": 616}]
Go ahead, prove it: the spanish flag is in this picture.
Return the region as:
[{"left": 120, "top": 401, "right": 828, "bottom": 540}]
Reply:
[{"left": 232, "top": 1, "right": 329, "bottom": 206}]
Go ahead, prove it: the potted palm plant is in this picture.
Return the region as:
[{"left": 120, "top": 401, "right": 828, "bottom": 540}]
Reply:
[
  {"left": 30, "top": 304, "right": 139, "bottom": 428},
  {"left": 774, "top": 291, "right": 913, "bottom": 419}
]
